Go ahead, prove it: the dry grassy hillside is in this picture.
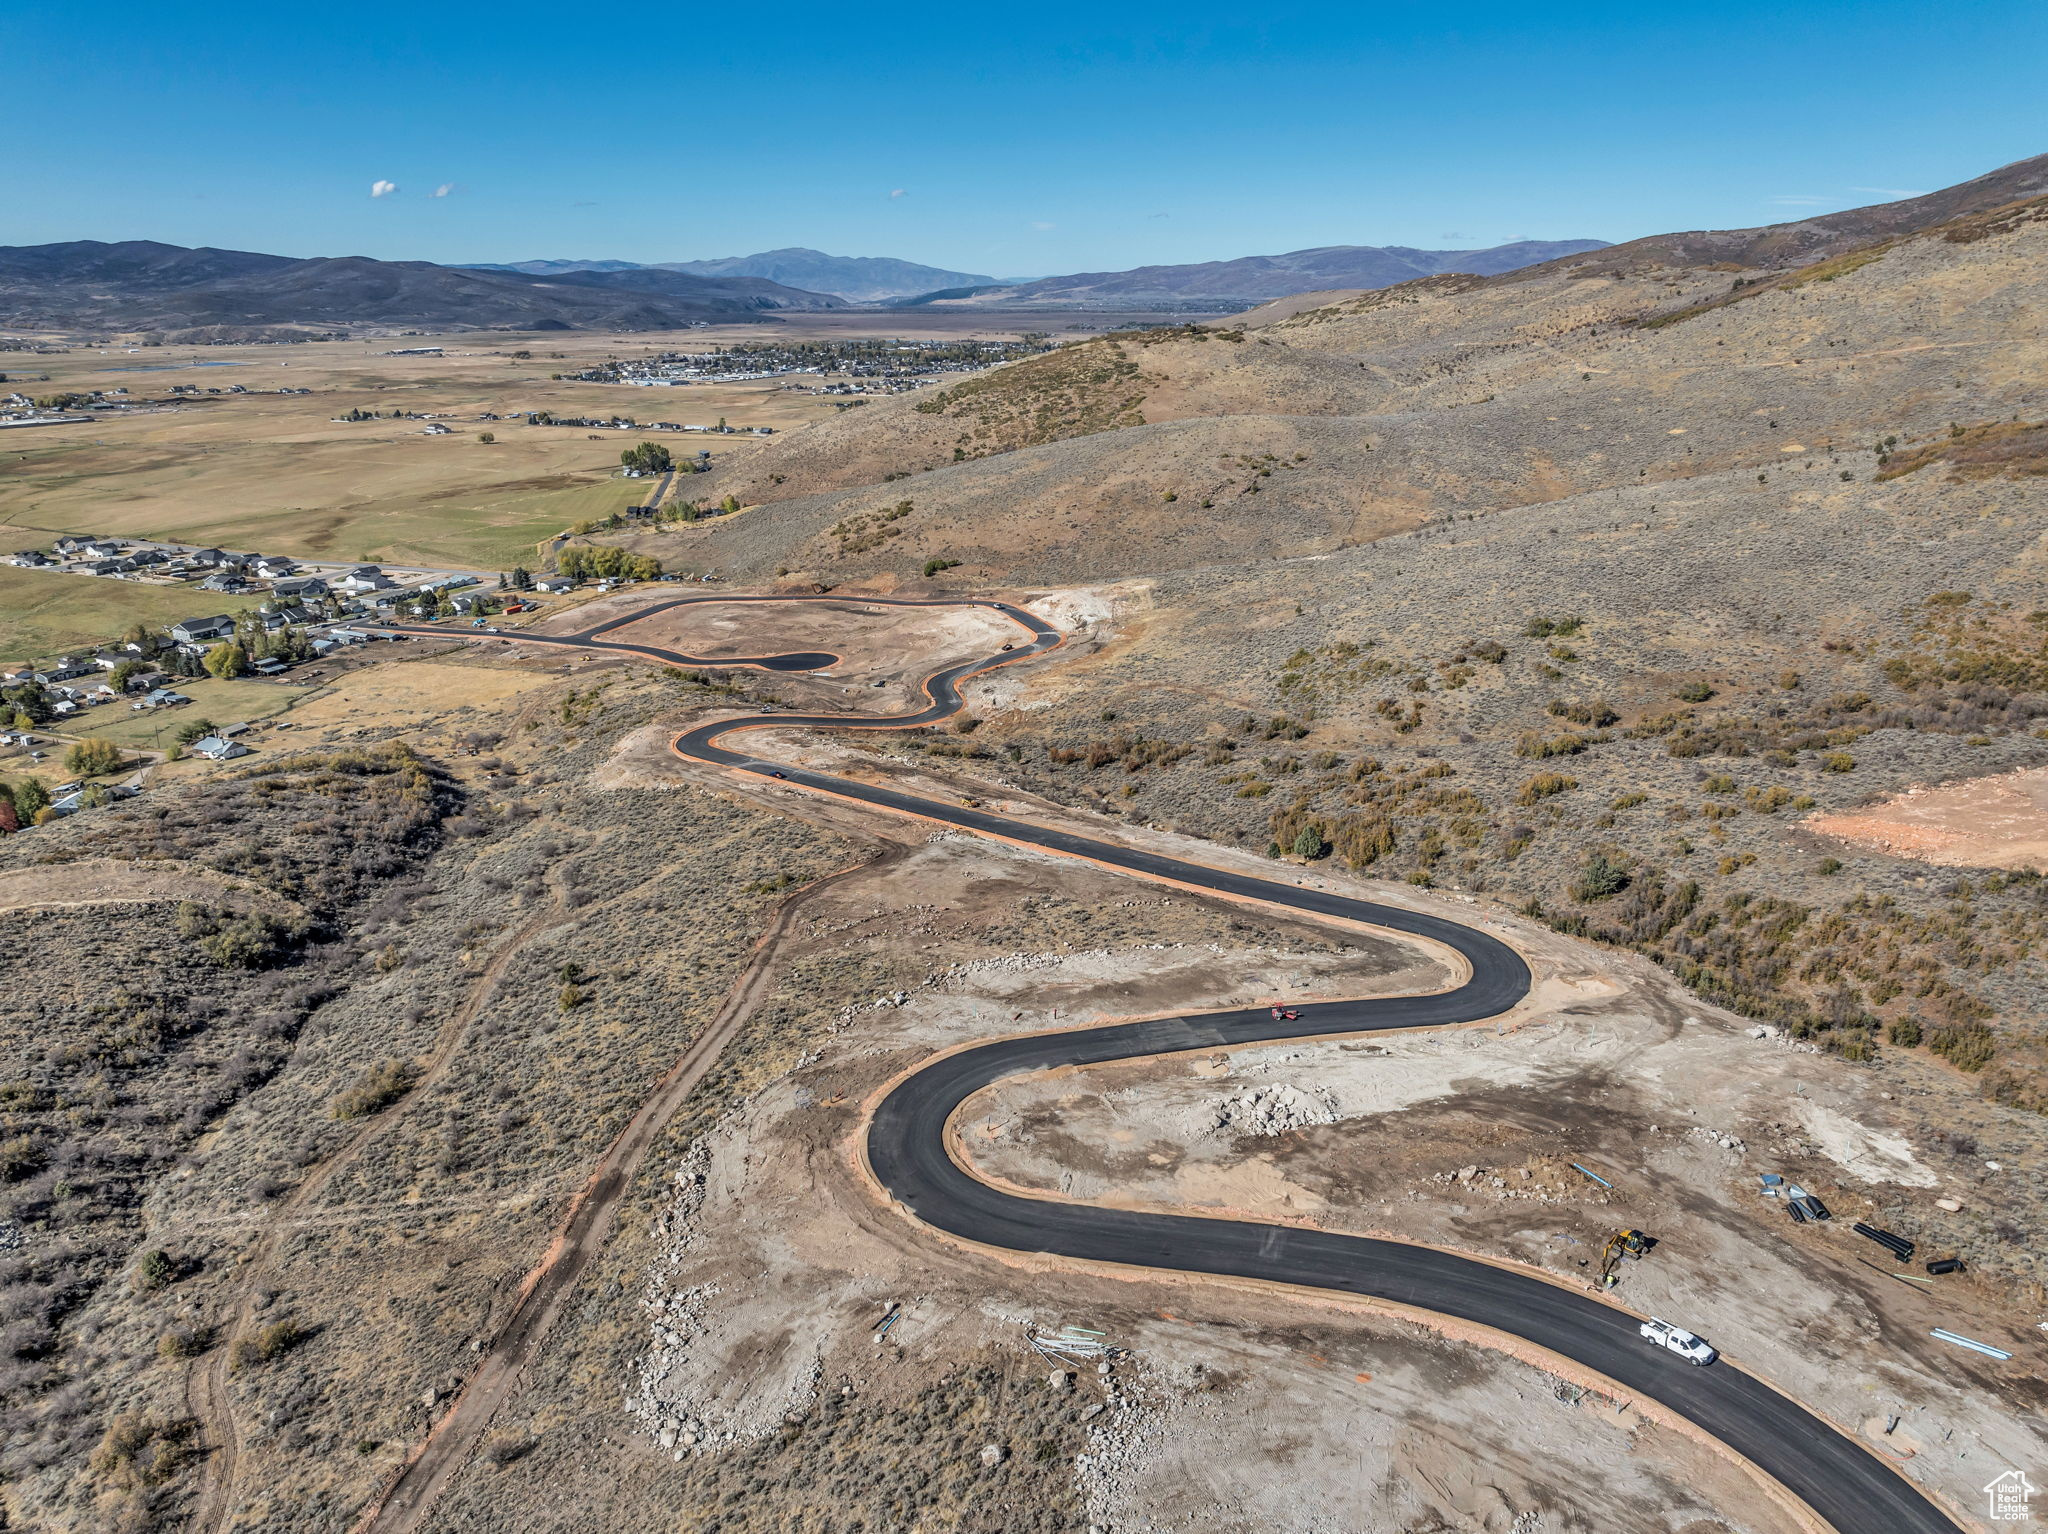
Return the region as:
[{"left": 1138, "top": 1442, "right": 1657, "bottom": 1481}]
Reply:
[
  {"left": 618, "top": 186, "right": 2045, "bottom": 588},
  {"left": 0, "top": 675, "right": 868, "bottom": 1533},
  {"left": 869, "top": 440, "right": 2048, "bottom": 1102}
]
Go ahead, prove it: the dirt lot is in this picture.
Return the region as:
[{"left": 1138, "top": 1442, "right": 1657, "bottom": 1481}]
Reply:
[
  {"left": 1808, "top": 766, "right": 2048, "bottom": 871},
  {"left": 554, "top": 589, "right": 1031, "bottom": 707},
  {"left": 269, "top": 652, "right": 561, "bottom": 744}
]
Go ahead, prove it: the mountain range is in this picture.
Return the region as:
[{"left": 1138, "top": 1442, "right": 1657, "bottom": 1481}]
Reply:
[
  {"left": 901, "top": 238, "right": 1613, "bottom": 309},
  {"left": 0, "top": 242, "right": 847, "bottom": 338},
  {"left": 464, "top": 250, "right": 1001, "bottom": 303}
]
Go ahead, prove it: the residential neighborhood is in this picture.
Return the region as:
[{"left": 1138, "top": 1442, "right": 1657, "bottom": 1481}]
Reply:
[{"left": 0, "top": 533, "right": 664, "bottom": 833}]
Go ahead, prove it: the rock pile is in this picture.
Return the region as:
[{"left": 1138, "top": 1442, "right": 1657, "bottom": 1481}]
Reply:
[{"left": 1213, "top": 1083, "right": 1339, "bottom": 1137}]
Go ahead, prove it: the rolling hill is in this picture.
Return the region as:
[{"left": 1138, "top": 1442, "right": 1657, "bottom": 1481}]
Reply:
[{"left": 636, "top": 157, "right": 2046, "bottom": 586}]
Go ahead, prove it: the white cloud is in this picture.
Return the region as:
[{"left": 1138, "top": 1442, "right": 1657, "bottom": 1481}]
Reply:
[
  {"left": 1850, "top": 185, "right": 1927, "bottom": 199},
  {"left": 431, "top": 182, "right": 456, "bottom": 198},
  {"left": 370, "top": 179, "right": 399, "bottom": 198},
  {"left": 1030, "top": 221, "right": 1056, "bottom": 231},
  {"left": 889, "top": 187, "right": 907, "bottom": 199},
  {"left": 1770, "top": 195, "right": 1830, "bottom": 206}
]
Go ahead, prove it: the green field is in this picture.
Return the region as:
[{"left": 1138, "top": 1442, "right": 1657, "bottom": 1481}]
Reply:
[
  {"left": 3, "top": 436, "right": 652, "bottom": 574},
  {"left": 0, "top": 565, "right": 261, "bottom": 666},
  {"left": 341, "top": 476, "right": 650, "bottom": 569},
  {"left": 62, "top": 676, "right": 305, "bottom": 751}
]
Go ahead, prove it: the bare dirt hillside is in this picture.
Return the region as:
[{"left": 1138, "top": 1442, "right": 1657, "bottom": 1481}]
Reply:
[{"left": 610, "top": 169, "right": 2045, "bottom": 589}]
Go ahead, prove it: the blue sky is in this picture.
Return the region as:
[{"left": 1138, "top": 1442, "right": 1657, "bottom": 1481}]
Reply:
[{"left": 3, "top": 2, "right": 2042, "bottom": 276}]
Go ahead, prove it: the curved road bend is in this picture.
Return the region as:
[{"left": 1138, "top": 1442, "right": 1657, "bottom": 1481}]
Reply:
[{"left": 377, "top": 597, "right": 1962, "bottom": 1534}]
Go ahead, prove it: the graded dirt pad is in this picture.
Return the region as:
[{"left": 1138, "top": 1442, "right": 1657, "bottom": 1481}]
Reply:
[
  {"left": 1806, "top": 766, "right": 2048, "bottom": 871},
  {"left": 582, "top": 591, "right": 1023, "bottom": 691},
  {"left": 424, "top": 828, "right": 1802, "bottom": 1534}
]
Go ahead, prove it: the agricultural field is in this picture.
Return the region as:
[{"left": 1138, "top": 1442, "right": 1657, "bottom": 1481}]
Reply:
[{"left": 0, "top": 321, "right": 1042, "bottom": 576}]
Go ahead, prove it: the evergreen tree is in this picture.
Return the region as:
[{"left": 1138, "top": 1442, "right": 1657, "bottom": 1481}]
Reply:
[{"left": 12, "top": 778, "right": 50, "bottom": 821}]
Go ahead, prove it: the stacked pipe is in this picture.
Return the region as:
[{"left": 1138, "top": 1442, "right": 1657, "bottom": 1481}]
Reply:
[{"left": 1854, "top": 1223, "right": 1916, "bottom": 1261}]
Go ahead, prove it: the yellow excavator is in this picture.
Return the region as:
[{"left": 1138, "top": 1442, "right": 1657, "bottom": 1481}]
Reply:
[{"left": 1598, "top": 1229, "right": 1656, "bottom": 1287}]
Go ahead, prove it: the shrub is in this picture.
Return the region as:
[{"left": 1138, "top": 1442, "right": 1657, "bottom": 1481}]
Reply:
[
  {"left": 0, "top": 1133, "right": 47, "bottom": 1182},
  {"left": 1515, "top": 773, "right": 1577, "bottom": 805},
  {"left": 332, "top": 1059, "right": 420, "bottom": 1120},
  {"left": 1572, "top": 852, "right": 1630, "bottom": 901},
  {"left": 1820, "top": 752, "right": 1856, "bottom": 772},
  {"left": 228, "top": 1319, "right": 304, "bottom": 1371},
  {"left": 1516, "top": 731, "right": 1588, "bottom": 759},
  {"left": 157, "top": 1326, "right": 211, "bottom": 1360},
  {"left": 1887, "top": 1017, "right": 1924, "bottom": 1048},
  {"left": 1676, "top": 681, "right": 1715, "bottom": 703},
  {"left": 91, "top": 1413, "right": 198, "bottom": 1486},
  {"left": 176, "top": 907, "right": 303, "bottom": 969},
  {"left": 1291, "top": 826, "right": 1328, "bottom": 860},
  {"left": 1548, "top": 698, "right": 1618, "bottom": 727},
  {"left": 1817, "top": 857, "right": 1843, "bottom": 875},
  {"left": 922, "top": 558, "right": 961, "bottom": 578},
  {"left": 1928, "top": 1024, "right": 1995, "bottom": 1072},
  {"left": 133, "top": 1249, "right": 176, "bottom": 1292},
  {"left": 1332, "top": 816, "right": 1396, "bottom": 867}
]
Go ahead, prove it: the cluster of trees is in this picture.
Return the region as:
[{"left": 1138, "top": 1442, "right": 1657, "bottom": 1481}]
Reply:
[
  {"left": 397, "top": 587, "right": 502, "bottom": 621},
  {"left": 64, "top": 738, "right": 125, "bottom": 776},
  {"left": 0, "top": 777, "right": 52, "bottom": 828},
  {"left": 620, "top": 441, "right": 674, "bottom": 474},
  {"left": 2, "top": 681, "right": 51, "bottom": 727},
  {"left": 659, "top": 496, "right": 740, "bottom": 523},
  {"left": 557, "top": 546, "right": 661, "bottom": 582}
]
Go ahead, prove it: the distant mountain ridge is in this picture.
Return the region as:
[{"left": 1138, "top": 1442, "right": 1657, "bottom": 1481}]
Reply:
[
  {"left": 465, "top": 249, "right": 997, "bottom": 302},
  {"left": 0, "top": 241, "right": 846, "bottom": 337},
  {"left": 901, "top": 238, "right": 1612, "bottom": 309}
]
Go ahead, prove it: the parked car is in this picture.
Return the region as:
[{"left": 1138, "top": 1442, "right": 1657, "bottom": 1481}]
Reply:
[{"left": 1639, "top": 1318, "right": 1716, "bottom": 1365}]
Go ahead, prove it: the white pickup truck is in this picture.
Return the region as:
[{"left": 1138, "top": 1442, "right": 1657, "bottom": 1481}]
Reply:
[{"left": 1640, "top": 1318, "right": 1717, "bottom": 1365}]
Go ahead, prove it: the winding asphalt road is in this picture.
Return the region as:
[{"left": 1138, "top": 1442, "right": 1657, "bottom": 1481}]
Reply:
[{"left": 376, "top": 596, "right": 1965, "bottom": 1534}]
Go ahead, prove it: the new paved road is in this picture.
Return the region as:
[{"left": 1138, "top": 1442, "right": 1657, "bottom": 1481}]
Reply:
[{"left": 384, "top": 595, "right": 1964, "bottom": 1534}]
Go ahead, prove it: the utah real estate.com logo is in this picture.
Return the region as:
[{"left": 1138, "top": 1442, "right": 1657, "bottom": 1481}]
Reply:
[{"left": 1986, "top": 1469, "right": 2037, "bottom": 1522}]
